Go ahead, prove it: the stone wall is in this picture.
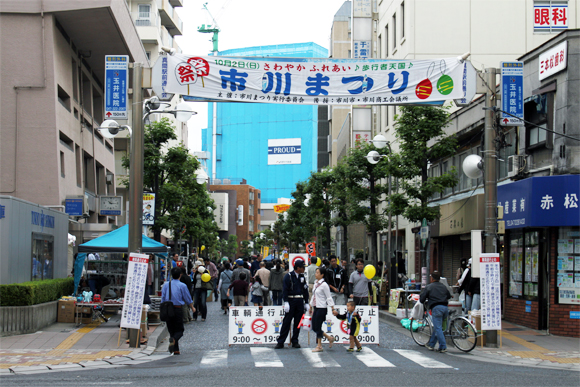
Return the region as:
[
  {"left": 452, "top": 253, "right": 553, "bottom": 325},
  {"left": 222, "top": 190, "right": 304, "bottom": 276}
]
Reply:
[{"left": 0, "top": 300, "right": 58, "bottom": 336}]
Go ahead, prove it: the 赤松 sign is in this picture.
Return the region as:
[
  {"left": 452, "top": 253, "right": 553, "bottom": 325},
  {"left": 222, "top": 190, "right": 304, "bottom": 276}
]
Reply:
[{"left": 153, "top": 54, "right": 474, "bottom": 105}]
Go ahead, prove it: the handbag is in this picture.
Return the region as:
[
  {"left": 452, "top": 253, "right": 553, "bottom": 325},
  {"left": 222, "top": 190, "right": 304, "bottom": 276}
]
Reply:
[
  {"left": 410, "top": 300, "right": 424, "bottom": 320},
  {"left": 298, "top": 314, "right": 312, "bottom": 331},
  {"left": 160, "top": 281, "right": 174, "bottom": 322}
]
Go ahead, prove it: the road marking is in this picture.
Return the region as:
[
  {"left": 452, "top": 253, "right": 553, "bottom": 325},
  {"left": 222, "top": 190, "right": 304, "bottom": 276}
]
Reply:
[
  {"left": 393, "top": 349, "right": 453, "bottom": 368},
  {"left": 200, "top": 349, "right": 228, "bottom": 367},
  {"left": 300, "top": 348, "right": 341, "bottom": 367},
  {"left": 354, "top": 348, "right": 395, "bottom": 367},
  {"left": 250, "top": 347, "right": 283, "bottom": 367}
]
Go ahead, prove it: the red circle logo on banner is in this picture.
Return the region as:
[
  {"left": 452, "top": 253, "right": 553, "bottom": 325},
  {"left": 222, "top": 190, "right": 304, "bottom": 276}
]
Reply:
[
  {"left": 251, "top": 318, "right": 268, "bottom": 335},
  {"left": 340, "top": 320, "right": 349, "bottom": 334}
]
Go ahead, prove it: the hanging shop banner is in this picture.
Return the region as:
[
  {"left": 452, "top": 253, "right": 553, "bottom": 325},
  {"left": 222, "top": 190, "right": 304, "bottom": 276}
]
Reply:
[
  {"left": 120, "top": 253, "right": 149, "bottom": 329},
  {"left": 153, "top": 54, "right": 472, "bottom": 105},
  {"left": 480, "top": 253, "right": 502, "bottom": 330},
  {"left": 143, "top": 193, "right": 155, "bottom": 225},
  {"left": 228, "top": 306, "right": 378, "bottom": 345}
]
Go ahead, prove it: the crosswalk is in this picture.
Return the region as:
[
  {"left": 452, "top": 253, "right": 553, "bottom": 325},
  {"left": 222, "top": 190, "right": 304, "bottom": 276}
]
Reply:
[{"left": 198, "top": 347, "right": 453, "bottom": 369}]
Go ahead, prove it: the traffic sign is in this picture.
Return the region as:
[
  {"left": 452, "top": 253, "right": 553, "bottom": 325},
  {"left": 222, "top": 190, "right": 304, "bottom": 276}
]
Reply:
[
  {"left": 105, "top": 55, "right": 129, "bottom": 119},
  {"left": 500, "top": 62, "right": 524, "bottom": 126}
]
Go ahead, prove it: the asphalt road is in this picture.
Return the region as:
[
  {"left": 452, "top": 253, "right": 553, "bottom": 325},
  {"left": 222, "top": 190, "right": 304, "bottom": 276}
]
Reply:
[{"left": 2, "top": 301, "right": 578, "bottom": 386}]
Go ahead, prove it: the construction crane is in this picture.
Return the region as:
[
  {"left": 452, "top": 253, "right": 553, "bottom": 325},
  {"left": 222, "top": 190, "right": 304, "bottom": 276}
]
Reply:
[{"left": 197, "top": 2, "right": 220, "bottom": 53}]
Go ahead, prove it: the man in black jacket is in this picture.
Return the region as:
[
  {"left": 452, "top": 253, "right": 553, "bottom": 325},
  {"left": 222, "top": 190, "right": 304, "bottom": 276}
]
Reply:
[
  {"left": 325, "top": 255, "right": 348, "bottom": 305},
  {"left": 419, "top": 271, "right": 451, "bottom": 353}
]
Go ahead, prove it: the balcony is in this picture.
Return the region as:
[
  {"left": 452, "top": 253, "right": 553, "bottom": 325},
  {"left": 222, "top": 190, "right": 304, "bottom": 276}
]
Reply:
[
  {"left": 169, "top": 0, "right": 183, "bottom": 7},
  {"left": 157, "top": 0, "right": 183, "bottom": 36},
  {"left": 132, "top": 13, "right": 162, "bottom": 45}
]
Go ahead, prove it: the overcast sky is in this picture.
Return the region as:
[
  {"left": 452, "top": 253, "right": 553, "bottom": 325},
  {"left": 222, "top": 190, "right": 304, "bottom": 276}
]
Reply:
[{"left": 174, "top": 0, "right": 348, "bottom": 151}]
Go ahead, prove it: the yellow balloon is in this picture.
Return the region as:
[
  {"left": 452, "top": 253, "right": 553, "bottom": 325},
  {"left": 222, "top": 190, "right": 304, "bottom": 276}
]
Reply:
[
  {"left": 364, "top": 264, "right": 376, "bottom": 279},
  {"left": 201, "top": 245, "right": 206, "bottom": 251},
  {"left": 316, "top": 257, "right": 322, "bottom": 267},
  {"left": 201, "top": 273, "right": 211, "bottom": 282}
]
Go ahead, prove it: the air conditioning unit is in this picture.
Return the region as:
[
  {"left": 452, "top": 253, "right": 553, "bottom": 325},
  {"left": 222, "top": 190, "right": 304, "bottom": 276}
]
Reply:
[
  {"left": 82, "top": 193, "right": 90, "bottom": 218},
  {"left": 508, "top": 155, "right": 526, "bottom": 178},
  {"left": 223, "top": 179, "right": 231, "bottom": 184}
]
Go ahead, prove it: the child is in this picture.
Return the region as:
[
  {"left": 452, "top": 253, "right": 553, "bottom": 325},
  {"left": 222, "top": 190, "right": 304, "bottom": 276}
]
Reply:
[
  {"left": 250, "top": 276, "right": 268, "bottom": 306},
  {"left": 227, "top": 272, "right": 250, "bottom": 306},
  {"left": 333, "top": 300, "right": 362, "bottom": 352}
]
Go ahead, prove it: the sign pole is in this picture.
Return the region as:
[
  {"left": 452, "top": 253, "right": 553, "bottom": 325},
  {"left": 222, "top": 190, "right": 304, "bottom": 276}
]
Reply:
[
  {"left": 128, "top": 62, "right": 144, "bottom": 348},
  {"left": 483, "top": 68, "right": 498, "bottom": 347}
]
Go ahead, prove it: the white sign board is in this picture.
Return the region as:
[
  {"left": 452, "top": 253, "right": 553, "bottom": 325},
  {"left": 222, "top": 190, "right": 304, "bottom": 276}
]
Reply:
[
  {"left": 153, "top": 54, "right": 473, "bottom": 105},
  {"left": 539, "top": 41, "right": 568, "bottom": 81},
  {"left": 228, "top": 306, "right": 379, "bottom": 345},
  {"left": 143, "top": 193, "right": 155, "bottom": 225},
  {"left": 288, "top": 253, "right": 309, "bottom": 271},
  {"left": 268, "top": 138, "right": 302, "bottom": 165},
  {"left": 480, "top": 253, "right": 502, "bottom": 330},
  {"left": 120, "top": 253, "right": 149, "bottom": 329},
  {"left": 229, "top": 306, "right": 289, "bottom": 345},
  {"left": 454, "top": 61, "right": 477, "bottom": 107},
  {"left": 212, "top": 192, "right": 229, "bottom": 231},
  {"left": 151, "top": 55, "right": 175, "bottom": 101}
]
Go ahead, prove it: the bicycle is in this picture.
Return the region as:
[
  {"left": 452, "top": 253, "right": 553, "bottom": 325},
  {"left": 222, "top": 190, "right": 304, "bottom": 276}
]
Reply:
[{"left": 410, "top": 303, "right": 478, "bottom": 352}]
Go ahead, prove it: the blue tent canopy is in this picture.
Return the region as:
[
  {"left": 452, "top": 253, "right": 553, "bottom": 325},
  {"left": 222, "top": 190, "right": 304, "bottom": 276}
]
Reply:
[
  {"left": 78, "top": 224, "right": 168, "bottom": 253},
  {"left": 74, "top": 225, "right": 167, "bottom": 294}
]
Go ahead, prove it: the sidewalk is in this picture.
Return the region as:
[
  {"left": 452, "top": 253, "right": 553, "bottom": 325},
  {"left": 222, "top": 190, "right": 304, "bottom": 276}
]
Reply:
[
  {"left": 0, "top": 314, "right": 169, "bottom": 375},
  {"left": 379, "top": 310, "right": 580, "bottom": 371}
]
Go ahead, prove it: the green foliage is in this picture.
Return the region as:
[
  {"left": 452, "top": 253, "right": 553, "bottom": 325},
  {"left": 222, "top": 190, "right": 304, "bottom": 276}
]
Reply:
[
  {"left": 239, "top": 240, "right": 252, "bottom": 257},
  {"left": 216, "top": 234, "right": 239, "bottom": 259},
  {"left": 123, "top": 118, "right": 219, "bottom": 244},
  {"left": 390, "top": 105, "right": 459, "bottom": 223},
  {"left": 0, "top": 278, "right": 74, "bottom": 306}
]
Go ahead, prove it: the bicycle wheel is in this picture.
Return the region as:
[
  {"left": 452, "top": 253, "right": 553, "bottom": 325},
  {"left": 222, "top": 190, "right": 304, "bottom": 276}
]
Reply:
[
  {"left": 410, "top": 318, "right": 432, "bottom": 347},
  {"left": 450, "top": 318, "right": 477, "bottom": 352}
]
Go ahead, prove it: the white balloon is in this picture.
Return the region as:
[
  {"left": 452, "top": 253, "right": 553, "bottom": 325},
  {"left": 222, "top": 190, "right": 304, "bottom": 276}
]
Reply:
[{"left": 197, "top": 266, "right": 206, "bottom": 274}]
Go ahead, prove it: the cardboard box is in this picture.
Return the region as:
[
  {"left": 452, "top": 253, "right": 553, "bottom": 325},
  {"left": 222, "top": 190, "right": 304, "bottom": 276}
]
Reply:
[{"left": 57, "top": 300, "right": 76, "bottom": 323}]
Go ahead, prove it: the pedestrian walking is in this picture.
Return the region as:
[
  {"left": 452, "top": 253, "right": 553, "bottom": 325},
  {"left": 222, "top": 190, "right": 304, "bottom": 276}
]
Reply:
[
  {"left": 269, "top": 259, "right": 285, "bottom": 306},
  {"left": 420, "top": 271, "right": 451, "bottom": 353},
  {"left": 325, "top": 255, "right": 348, "bottom": 305},
  {"left": 191, "top": 266, "right": 210, "bottom": 321},
  {"left": 179, "top": 266, "right": 193, "bottom": 322},
  {"left": 161, "top": 267, "right": 195, "bottom": 355},
  {"left": 204, "top": 257, "right": 219, "bottom": 302},
  {"left": 227, "top": 272, "right": 250, "bottom": 306},
  {"left": 310, "top": 267, "right": 336, "bottom": 352},
  {"left": 333, "top": 301, "right": 362, "bottom": 352},
  {"left": 349, "top": 258, "right": 373, "bottom": 306},
  {"left": 218, "top": 262, "right": 234, "bottom": 314},
  {"left": 250, "top": 276, "right": 269, "bottom": 306},
  {"left": 255, "top": 261, "right": 271, "bottom": 305},
  {"left": 233, "top": 259, "right": 252, "bottom": 282},
  {"left": 275, "top": 260, "right": 309, "bottom": 349}
]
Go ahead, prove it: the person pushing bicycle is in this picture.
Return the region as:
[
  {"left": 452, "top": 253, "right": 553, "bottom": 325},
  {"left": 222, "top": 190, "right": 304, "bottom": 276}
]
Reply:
[{"left": 419, "top": 271, "right": 451, "bottom": 353}]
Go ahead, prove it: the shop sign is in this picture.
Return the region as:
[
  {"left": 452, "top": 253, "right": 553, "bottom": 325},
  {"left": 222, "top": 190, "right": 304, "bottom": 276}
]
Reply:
[
  {"left": 539, "top": 41, "right": 568, "bottom": 81},
  {"left": 143, "top": 193, "right": 155, "bottom": 225},
  {"left": 65, "top": 198, "right": 83, "bottom": 216},
  {"left": 273, "top": 204, "right": 290, "bottom": 213},
  {"left": 155, "top": 54, "right": 473, "bottom": 105},
  {"left": 534, "top": 3, "right": 568, "bottom": 33},
  {"left": 498, "top": 175, "right": 579, "bottom": 229}
]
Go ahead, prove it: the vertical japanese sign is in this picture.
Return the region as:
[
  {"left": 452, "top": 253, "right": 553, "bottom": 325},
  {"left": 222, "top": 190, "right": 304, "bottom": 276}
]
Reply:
[
  {"left": 104, "top": 55, "right": 128, "bottom": 119},
  {"left": 120, "top": 253, "right": 149, "bottom": 329},
  {"left": 500, "top": 62, "right": 524, "bottom": 126},
  {"left": 534, "top": 3, "right": 568, "bottom": 32},
  {"left": 306, "top": 242, "right": 316, "bottom": 257},
  {"left": 143, "top": 193, "right": 155, "bottom": 225},
  {"left": 480, "top": 253, "right": 502, "bottom": 330}
]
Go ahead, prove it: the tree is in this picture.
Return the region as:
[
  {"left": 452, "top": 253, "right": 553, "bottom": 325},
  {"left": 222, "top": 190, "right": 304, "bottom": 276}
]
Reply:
[
  {"left": 239, "top": 240, "right": 252, "bottom": 257},
  {"left": 389, "top": 105, "right": 459, "bottom": 223},
  {"left": 340, "top": 140, "right": 391, "bottom": 264},
  {"left": 283, "top": 182, "right": 316, "bottom": 252},
  {"left": 327, "top": 161, "right": 354, "bottom": 261},
  {"left": 304, "top": 169, "right": 334, "bottom": 259},
  {"left": 123, "top": 118, "right": 218, "bottom": 245}
]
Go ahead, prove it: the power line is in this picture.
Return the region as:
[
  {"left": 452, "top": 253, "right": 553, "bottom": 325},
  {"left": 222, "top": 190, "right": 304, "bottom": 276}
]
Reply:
[{"left": 494, "top": 108, "right": 580, "bottom": 142}]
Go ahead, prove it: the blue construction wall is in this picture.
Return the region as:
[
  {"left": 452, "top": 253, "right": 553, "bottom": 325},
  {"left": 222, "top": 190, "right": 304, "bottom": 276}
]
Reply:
[{"left": 203, "top": 42, "right": 328, "bottom": 203}]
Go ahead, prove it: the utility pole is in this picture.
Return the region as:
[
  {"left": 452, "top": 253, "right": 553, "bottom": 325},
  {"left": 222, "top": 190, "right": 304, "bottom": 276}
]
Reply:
[
  {"left": 128, "top": 62, "right": 144, "bottom": 348},
  {"left": 483, "top": 67, "right": 498, "bottom": 347}
]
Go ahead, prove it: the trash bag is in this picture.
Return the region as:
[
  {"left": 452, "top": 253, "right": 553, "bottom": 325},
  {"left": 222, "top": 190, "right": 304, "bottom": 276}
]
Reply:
[{"left": 400, "top": 318, "right": 424, "bottom": 332}]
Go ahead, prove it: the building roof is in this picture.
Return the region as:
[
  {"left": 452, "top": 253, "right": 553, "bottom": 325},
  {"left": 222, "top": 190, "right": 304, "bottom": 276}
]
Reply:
[{"left": 333, "top": 1, "right": 351, "bottom": 22}]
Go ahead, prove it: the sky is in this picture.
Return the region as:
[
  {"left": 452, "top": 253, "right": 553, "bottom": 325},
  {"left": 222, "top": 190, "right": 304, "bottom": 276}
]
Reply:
[{"left": 174, "top": 0, "right": 349, "bottom": 151}]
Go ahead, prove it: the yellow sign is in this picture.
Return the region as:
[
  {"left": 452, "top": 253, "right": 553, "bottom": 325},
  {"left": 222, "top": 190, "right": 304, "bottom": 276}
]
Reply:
[
  {"left": 143, "top": 194, "right": 155, "bottom": 201},
  {"left": 263, "top": 247, "right": 269, "bottom": 257},
  {"left": 274, "top": 204, "right": 291, "bottom": 213}
]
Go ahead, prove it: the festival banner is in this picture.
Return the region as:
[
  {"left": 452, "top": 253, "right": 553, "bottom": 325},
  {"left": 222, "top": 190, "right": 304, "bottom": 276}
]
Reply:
[
  {"left": 228, "top": 306, "right": 379, "bottom": 345},
  {"left": 153, "top": 54, "right": 473, "bottom": 105}
]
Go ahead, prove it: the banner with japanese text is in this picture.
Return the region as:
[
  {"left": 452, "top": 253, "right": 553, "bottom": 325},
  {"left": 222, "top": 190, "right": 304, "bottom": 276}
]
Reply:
[
  {"left": 480, "top": 254, "right": 502, "bottom": 331},
  {"left": 153, "top": 54, "right": 473, "bottom": 105},
  {"left": 120, "top": 253, "right": 149, "bottom": 329},
  {"left": 228, "top": 306, "right": 379, "bottom": 345}
]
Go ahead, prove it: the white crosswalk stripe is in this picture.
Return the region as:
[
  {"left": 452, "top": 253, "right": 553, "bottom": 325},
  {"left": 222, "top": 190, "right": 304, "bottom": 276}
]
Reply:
[
  {"left": 250, "top": 347, "right": 284, "bottom": 367},
  {"left": 393, "top": 349, "right": 453, "bottom": 368},
  {"left": 300, "top": 348, "right": 341, "bottom": 367},
  {"left": 200, "top": 349, "right": 228, "bottom": 368},
  {"left": 353, "top": 347, "right": 396, "bottom": 367}
]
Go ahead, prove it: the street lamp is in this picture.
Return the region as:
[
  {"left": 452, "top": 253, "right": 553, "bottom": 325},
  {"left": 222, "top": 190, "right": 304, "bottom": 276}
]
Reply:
[{"left": 98, "top": 120, "right": 132, "bottom": 138}]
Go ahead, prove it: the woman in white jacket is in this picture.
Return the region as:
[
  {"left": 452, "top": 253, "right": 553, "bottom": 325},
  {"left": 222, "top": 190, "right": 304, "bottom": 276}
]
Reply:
[{"left": 311, "top": 267, "right": 336, "bottom": 352}]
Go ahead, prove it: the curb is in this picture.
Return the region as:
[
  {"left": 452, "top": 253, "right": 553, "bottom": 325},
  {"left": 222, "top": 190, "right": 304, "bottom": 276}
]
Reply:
[{"left": 0, "top": 324, "right": 171, "bottom": 376}]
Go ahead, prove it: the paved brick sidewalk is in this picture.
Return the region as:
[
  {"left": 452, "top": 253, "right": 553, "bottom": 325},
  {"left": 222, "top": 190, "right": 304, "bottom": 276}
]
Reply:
[{"left": 0, "top": 315, "right": 168, "bottom": 374}]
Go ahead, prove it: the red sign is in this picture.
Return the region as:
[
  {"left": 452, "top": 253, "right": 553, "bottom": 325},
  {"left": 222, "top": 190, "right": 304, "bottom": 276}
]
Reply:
[
  {"left": 306, "top": 242, "right": 316, "bottom": 257},
  {"left": 251, "top": 318, "right": 268, "bottom": 335},
  {"left": 129, "top": 256, "right": 149, "bottom": 264},
  {"left": 290, "top": 255, "right": 306, "bottom": 271},
  {"left": 340, "top": 320, "right": 349, "bottom": 334},
  {"left": 480, "top": 255, "right": 500, "bottom": 263}
]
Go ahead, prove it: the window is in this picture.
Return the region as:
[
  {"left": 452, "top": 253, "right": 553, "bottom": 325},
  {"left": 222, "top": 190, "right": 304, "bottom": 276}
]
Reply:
[
  {"left": 146, "top": 51, "right": 151, "bottom": 61},
  {"left": 392, "top": 14, "right": 397, "bottom": 50},
  {"left": 509, "top": 231, "right": 540, "bottom": 300},
  {"left": 429, "top": 164, "right": 441, "bottom": 200},
  {"left": 249, "top": 204, "right": 254, "bottom": 215},
  {"left": 525, "top": 93, "right": 551, "bottom": 148},
  {"left": 31, "top": 234, "right": 54, "bottom": 281},
  {"left": 401, "top": 2, "right": 405, "bottom": 39},
  {"left": 384, "top": 25, "right": 389, "bottom": 57},
  {"left": 249, "top": 220, "right": 254, "bottom": 232},
  {"left": 60, "top": 151, "right": 65, "bottom": 177},
  {"left": 75, "top": 145, "right": 82, "bottom": 187},
  {"left": 138, "top": 4, "right": 151, "bottom": 19},
  {"left": 72, "top": 59, "right": 78, "bottom": 101},
  {"left": 57, "top": 85, "right": 71, "bottom": 112},
  {"left": 556, "top": 227, "right": 580, "bottom": 304},
  {"left": 442, "top": 159, "right": 452, "bottom": 196},
  {"left": 84, "top": 152, "right": 95, "bottom": 192},
  {"left": 498, "top": 129, "right": 517, "bottom": 180},
  {"left": 249, "top": 191, "right": 254, "bottom": 200},
  {"left": 378, "top": 35, "right": 382, "bottom": 58}
]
